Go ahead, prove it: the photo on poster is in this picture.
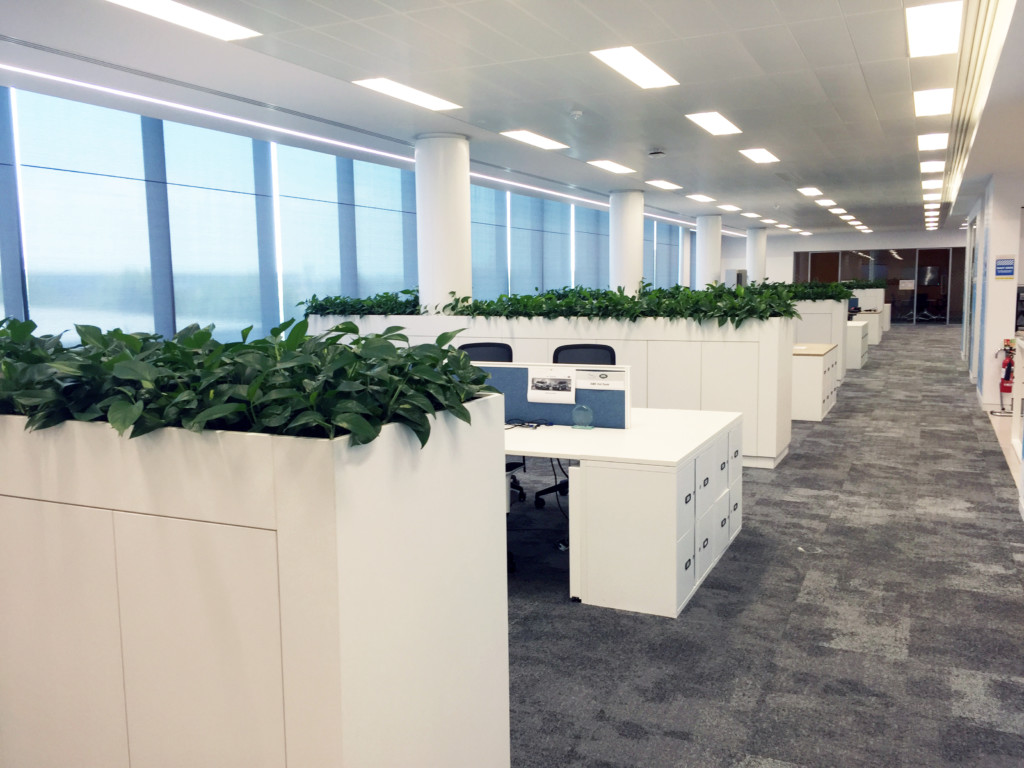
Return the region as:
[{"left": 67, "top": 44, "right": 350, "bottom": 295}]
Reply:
[{"left": 527, "top": 366, "right": 576, "bottom": 404}]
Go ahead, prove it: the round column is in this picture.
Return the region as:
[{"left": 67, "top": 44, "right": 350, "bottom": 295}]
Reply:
[
  {"left": 414, "top": 134, "right": 471, "bottom": 311},
  {"left": 745, "top": 227, "right": 768, "bottom": 283},
  {"left": 609, "top": 190, "right": 644, "bottom": 294},
  {"left": 695, "top": 215, "right": 722, "bottom": 288}
]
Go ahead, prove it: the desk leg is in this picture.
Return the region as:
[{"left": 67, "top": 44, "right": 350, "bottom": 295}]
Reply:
[{"left": 568, "top": 465, "right": 582, "bottom": 602}]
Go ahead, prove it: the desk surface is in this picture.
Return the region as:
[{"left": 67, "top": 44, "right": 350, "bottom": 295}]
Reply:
[
  {"left": 504, "top": 408, "right": 740, "bottom": 467},
  {"left": 793, "top": 343, "right": 837, "bottom": 357}
]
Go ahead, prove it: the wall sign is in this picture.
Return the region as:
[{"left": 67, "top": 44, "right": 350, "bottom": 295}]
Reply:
[
  {"left": 995, "top": 257, "right": 1015, "bottom": 279},
  {"left": 898, "top": 279, "right": 915, "bottom": 290}
]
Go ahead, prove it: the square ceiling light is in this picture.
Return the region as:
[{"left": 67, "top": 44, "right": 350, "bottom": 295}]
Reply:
[
  {"left": 741, "top": 212, "right": 761, "bottom": 218},
  {"left": 353, "top": 78, "right": 460, "bottom": 110},
  {"left": 798, "top": 187, "right": 822, "bottom": 196},
  {"left": 924, "top": 203, "right": 941, "bottom": 210},
  {"left": 914, "top": 88, "right": 954, "bottom": 117},
  {"left": 775, "top": 224, "right": 791, "bottom": 229},
  {"left": 739, "top": 148, "right": 780, "bottom": 164},
  {"left": 685, "top": 112, "right": 741, "bottom": 135},
  {"left": 815, "top": 199, "right": 837, "bottom": 207},
  {"left": 829, "top": 208, "right": 847, "bottom": 214},
  {"left": 588, "top": 159, "right": 635, "bottom": 174},
  {"left": 919, "top": 133, "right": 949, "bottom": 151},
  {"left": 920, "top": 160, "right": 946, "bottom": 173},
  {"left": 906, "top": 1, "right": 963, "bottom": 58},
  {"left": 923, "top": 192, "right": 942, "bottom": 201},
  {"left": 686, "top": 194, "right": 716, "bottom": 202},
  {"left": 500, "top": 130, "right": 568, "bottom": 150},
  {"left": 646, "top": 179, "right": 682, "bottom": 190},
  {"left": 839, "top": 215, "right": 855, "bottom": 221},
  {"left": 718, "top": 204, "right": 741, "bottom": 212},
  {"left": 591, "top": 47, "right": 678, "bottom": 88},
  {"left": 922, "top": 178, "right": 943, "bottom": 189},
  {"left": 849, "top": 220, "right": 862, "bottom": 226},
  {"left": 800, "top": 232, "right": 813, "bottom": 236},
  {"left": 103, "top": 0, "right": 261, "bottom": 40},
  {"left": 761, "top": 219, "right": 778, "bottom": 224}
]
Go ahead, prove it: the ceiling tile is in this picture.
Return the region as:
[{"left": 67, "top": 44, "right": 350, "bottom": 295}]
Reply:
[
  {"left": 410, "top": 6, "right": 536, "bottom": 63},
  {"left": 311, "top": 0, "right": 395, "bottom": 20},
  {"left": 459, "top": 1, "right": 578, "bottom": 56},
  {"left": 575, "top": 0, "right": 679, "bottom": 44},
  {"left": 767, "top": 70, "right": 830, "bottom": 105},
  {"left": 641, "top": 0, "right": 732, "bottom": 38},
  {"left": 708, "top": 0, "right": 785, "bottom": 29},
  {"left": 379, "top": 0, "right": 449, "bottom": 10},
  {"left": 871, "top": 92, "right": 915, "bottom": 121},
  {"left": 239, "top": 0, "right": 347, "bottom": 26},
  {"left": 909, "top": 54, "right": 959, "bottom": 90},
  {"left": 838, "top": 0, "right": 902, "bottom": 12},
  {"left": 845, "top": 9, "right": 908, "bottom": 62},
  {"left": 646, "top": 34, "right": 763, "bottom": 85},
  {"left": 512, "top": 0, "right": 625, "bottom": 51},
  {"left": 789, "top": 18, "right": 859, "bottom": 67},
  {"left": 860, "top": 59, "right": 912, "bottom": 96},
  {"left": 736, "top": 25, "right": 808, "bottom": 73},
  {"left": 359, "top": 12, "right": 491, "bottom": 69},
  {"left": 773, "top": 0, "right": 843, "bottom": 22},
  {"left": 269, "top": 26, "right": 397, "bottom": 74}
]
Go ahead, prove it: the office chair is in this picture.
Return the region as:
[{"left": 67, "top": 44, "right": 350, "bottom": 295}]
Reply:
[{"left": 534, "top": 344, "right": 616, "bottom": 512}]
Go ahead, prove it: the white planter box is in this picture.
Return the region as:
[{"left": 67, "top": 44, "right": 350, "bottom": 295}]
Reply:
[
  {"left": 311, "top": 314, "right": 794, "bottom": 468},
  {"left": 0, "top": 396, "right": 510, "bottom": 768},
  {"left": 793, "top": 299, "right": 848, "bottom": 383},
  {"left": 852, "top": 288, "right": 885, "bottom": 312}
]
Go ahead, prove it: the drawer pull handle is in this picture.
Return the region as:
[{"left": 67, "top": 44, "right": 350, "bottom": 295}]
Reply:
[
  {"left": 720, "top": 518, "right": 727, "bottom": 527},
  {"left": 733, "top": 502, "right": 738, "bottom": 511},
  {"left": 685, "top": 493, "right": 692, "bottom": 504},
  {"left": 702, "top": 538, "right": 709, "bottom": 549},
  {"left": 703, "top": 478, "right": 709, "bottom": 487},
  {"left": 685, "top": 558, "right": 692, "bottom": 570},
  {"left": 733, "top": 449, "right": 739, "bottom": 458},
  {"left": 720, "top": 461, "right": 726, "bottom": 471}
]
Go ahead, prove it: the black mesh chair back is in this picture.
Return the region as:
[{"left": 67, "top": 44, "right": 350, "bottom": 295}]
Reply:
[
  {"left": 552, "top": 343, "right": 616, "bottom": 366},
  {"left": 458, "top": 342, "right": 514, "bottom": 362}
]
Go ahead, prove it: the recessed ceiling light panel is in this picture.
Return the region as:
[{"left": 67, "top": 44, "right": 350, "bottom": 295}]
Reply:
[
  {"left": 760, "top": 219, "right": 778, "bottom": 224},
  {"left": 920, "top": 160, "right": 946, "bottom": 173},
  {"left": 815, "top": 199, "right": 837, "bottom": 206},
  {"left": 839, "top": 214, "right": 855, "bottom": 221},
  {"left": 741, "top": 212, "right": 761, "bottom": 218},
  {"left": 922, "top": 178, "right": 943, "bottom": 189},
  {"left": 848, "top": 220, "right": 862, "bottom": 226},
  {"left": 590, "top": 46, "right": 679, "bottom": 89},
  {"left": 829, "top": 208, "right": 846, "bottom": 214},
  {"left": 924, "top": 203, "right": 941, "bottom": 210},
  {"left": 645, "top": 179, "right": 682, "bottom": 190},
  {"left": 686, "top": 193, "right": 716, "bottom": 202},
  {"left": 798, "top": 187, "right": 823, "bottom": 196},
  {"left": 914, "top": 88, "right": 954, "bottom": 117},
  {"left": 923, "top": 193, "right": 942, "bottom": 201},
  {"left": 353, "top": 78, "right": 460, "bottom": 110},
  {"left": 800, "top": 231, "right": 813, "bottom": 236},
  {"left": 918, "top": 133, "right": 949, "bottom": 151},
  {"left": 906, "top": 1, "right": 963, "bottom": 58},
  {"left": 685, "top": 112, "right": 742, "bottom": 135},
  {"left": 500, "top": 130, "right": 568, "bottom": 150},
  {"left": 588, "top": 159, "right": 636, "bottom": 174},
  {"left": 717, "top": 204, "right": 741, "bottom": 211},
  {"left": 103, "top": 0, "right": 261, "bottom": 40},
  {"left": 739, "top": 148, "right": 780, "bottom": 163}
]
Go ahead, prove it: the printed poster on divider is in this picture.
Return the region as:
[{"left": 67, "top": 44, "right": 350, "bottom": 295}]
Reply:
[{"left": 995, "top": 257, "right": 1015, "bottom": 279}]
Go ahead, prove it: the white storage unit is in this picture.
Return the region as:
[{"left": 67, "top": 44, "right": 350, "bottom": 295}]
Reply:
[
  {"left": 506, "top": 409, "right": 742, "bottom": 618},
  {"left": 882, "top": 304, "right": 892, "bottom": 331},
  {"left": 846, "top": 321, "right": 868, "bottom": 370},
  {"left": 791, "top": 344, "right": 839, "bottom": 421},
  {"left": 852, "top": 288, "right": 885, "bottom": 312},
  {"left": 793, "top": 299, "right": 848, "bottom": 384},
  {"left": 860, "top": 310, "right": 883, "bottom": 344}
]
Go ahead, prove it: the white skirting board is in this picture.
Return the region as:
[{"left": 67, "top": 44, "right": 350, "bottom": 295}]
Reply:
[{"left": 0, "top": 396, "right": 511, "bottom": 768}]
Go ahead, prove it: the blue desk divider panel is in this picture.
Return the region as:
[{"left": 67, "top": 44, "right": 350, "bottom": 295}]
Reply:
[{"left": 481, "top": 365, "right": 628, "bottom": 429}]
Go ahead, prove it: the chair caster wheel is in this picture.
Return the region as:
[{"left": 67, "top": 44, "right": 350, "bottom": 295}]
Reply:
[{"left": 534, "top": 497, "right": 546, "bottom": 509}]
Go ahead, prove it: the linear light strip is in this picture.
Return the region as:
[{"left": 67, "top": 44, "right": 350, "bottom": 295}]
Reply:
[
  {"left": 103, "top": 0, "right": 261, "bottom": 41},
  {"left": 270, "top": 142, "right": 284, "bottom": 323}
]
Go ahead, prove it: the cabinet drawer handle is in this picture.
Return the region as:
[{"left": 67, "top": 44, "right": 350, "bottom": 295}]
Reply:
[
  {"left": 684, "top": 558, "right": 692, "bottom": 570},
  {"left": 720, "top": 461, "right": 726, "bottom": 471},
  {"left": 733, "top": 449, "right": 739, "bottom": 458},
  {"left": 720, "top": 518, "right": 727, "bottom": 527},
  {"left": 685, "top": 493, "right": 692, "bottom": 504},
  {"left": 733, "top": 502, "right": 738, "bottom": 512},
  {"left": 703, "top": 478, "right": 709, "bottom": 487},
  {"left": 702, "top": 538, "right": 709, "bottom": 549}
]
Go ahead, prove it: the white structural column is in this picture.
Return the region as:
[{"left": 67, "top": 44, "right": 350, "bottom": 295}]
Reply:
[
  {"left": 695, "top": 215, "right": 723, "bottom": 288},
  {"left": 679, "top": 228, "right": 692, "bottom": 288},
  {"left": 609, "top": 190, "right": 644, "bottom": 294},
  {"left": 745, "top": 227, "right": 767, "bottom": 283},
  {"left": 414, "top": 134, "right": 472, "bottom": 310}
]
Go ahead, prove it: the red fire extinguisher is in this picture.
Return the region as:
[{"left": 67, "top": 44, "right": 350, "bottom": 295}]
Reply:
[{"left": 993, "top": 339, "right": 1015, "bottom": 415}]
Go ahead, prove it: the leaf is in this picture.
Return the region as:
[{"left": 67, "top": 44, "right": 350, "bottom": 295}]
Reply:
[
  {"left": 331, "top": 412, "right": 381, "bottom": 444},
  {"left": 435, "top": 328, "right": 464, "bottom": 348},
  {"left": 188, "top": 402, "right": 247, "bottom": 430},
  {"left": 112, "top": 359, "right": 161, "bottom": 384},
  {"left": 75, "top": 324, "right": 105, "bottom": 348},
  {"left": 284, "top": 318, "right": 309, "bottom": 350},
  {"left": 107, "top": 398, "right": 144, "bottom": 436}
]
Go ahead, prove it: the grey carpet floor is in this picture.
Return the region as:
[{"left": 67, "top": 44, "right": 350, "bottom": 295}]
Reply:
[{"left": 505, "top": 324, "right": 1024, "bottom": 768}]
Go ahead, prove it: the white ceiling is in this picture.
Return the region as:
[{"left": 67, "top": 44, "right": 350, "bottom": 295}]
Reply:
[{"left": 0, "top": 0, "right": 1016, "bottom": 236}]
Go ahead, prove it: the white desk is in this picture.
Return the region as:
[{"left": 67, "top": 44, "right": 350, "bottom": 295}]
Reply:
[
  {"left": 505, "top": 408, "right": 742, "bottom": 618},
  {"left": 792, "top": 344, "right": 838, "bottom": 421}
]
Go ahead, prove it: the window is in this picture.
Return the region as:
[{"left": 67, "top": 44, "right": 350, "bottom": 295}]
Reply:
[
  {"left": 471, "top": 185, "right": 508, "bottom": 300},
  {"left": 509, "top": 194, "right": 570, "bottom": 294},
  {"left": 164, "top": 121, "right": 261, "bottom": 340},
  {"left": 14, "top": 90, "right": 153, "bottom": 339},
  {"left": 352, "top": 160, "right": 416, "bottom": 296},
  {"left": 574, "top": 206, "right": 609, "bottom": 289},
  {"left": 275, "top": 143, "right": 343, "bottom": 320},
  {"left": 655, "top": 222, "right": 680, "bottom": 289}
]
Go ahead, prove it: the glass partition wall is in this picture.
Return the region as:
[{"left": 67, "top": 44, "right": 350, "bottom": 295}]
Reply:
[{"left": 794, "top": 247, "right": 966, "bottom": 324}]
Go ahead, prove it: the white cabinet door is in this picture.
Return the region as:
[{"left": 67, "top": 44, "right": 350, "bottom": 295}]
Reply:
[
  {"left": 728, "top": 422, "right": 743, "bottom": 485},
  {"left": 695, "top": 501, "right": 721, "bottom": 581},
  {"left": 695, "top": 432, "right": 729, "bottom": 514},
  {"left": 713, "top": 495, "right": 732, "bottom": 559},
  {"left": 729, "top": 480, "right": 743, "bottom": 541},
  {"left": 676, "top": 529, "right": 696, "bottom": 612}
]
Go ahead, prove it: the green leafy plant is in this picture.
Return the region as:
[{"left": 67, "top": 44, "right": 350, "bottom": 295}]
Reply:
[
  {"left": 840, "top": 279, "right": 886, "bottom": 290},
  {"left": 785, "top": 282, "right": 855, "bottom": 301},
  {"left": 0, "top": 317, "right": 494, "bottom": 447},
  {"left": 301, "top": 289, "right": 422, "bottom": 317},
  {"left": 306, "top": 282, "right": 800, "bottom": 328}
]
